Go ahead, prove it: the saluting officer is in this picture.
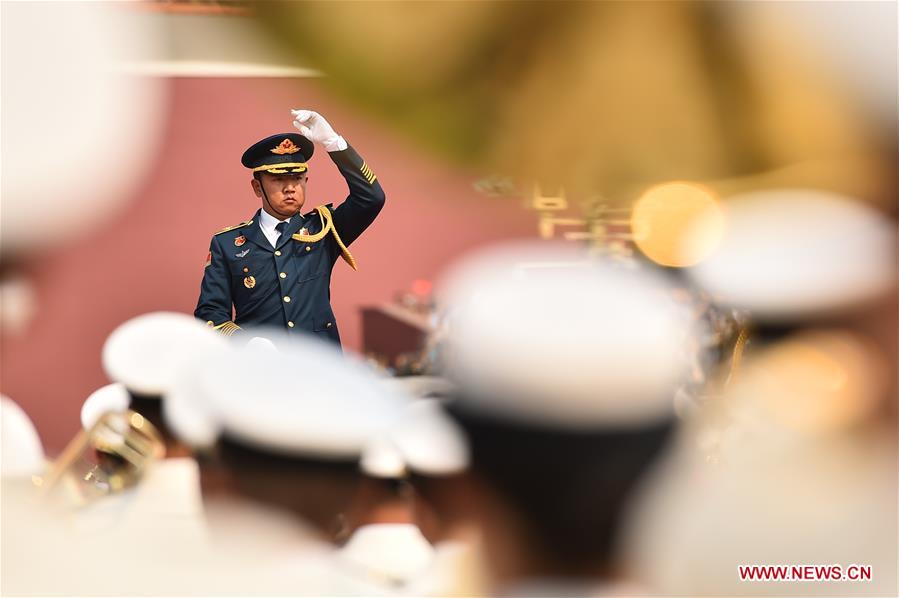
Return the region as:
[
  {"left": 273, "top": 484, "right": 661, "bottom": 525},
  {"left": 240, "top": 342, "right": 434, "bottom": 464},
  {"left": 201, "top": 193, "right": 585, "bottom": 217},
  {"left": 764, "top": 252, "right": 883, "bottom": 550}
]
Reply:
[{"left": 195, "top": 110, "right": 385, "bottom": 346}]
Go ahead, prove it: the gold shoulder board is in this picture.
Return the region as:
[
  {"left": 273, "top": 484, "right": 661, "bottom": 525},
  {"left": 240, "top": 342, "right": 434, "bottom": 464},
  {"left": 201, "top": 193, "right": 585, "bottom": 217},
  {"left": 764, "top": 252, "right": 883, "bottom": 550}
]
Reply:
[{"left": 214, "top": 220, "right": 253, "bottom": 235}]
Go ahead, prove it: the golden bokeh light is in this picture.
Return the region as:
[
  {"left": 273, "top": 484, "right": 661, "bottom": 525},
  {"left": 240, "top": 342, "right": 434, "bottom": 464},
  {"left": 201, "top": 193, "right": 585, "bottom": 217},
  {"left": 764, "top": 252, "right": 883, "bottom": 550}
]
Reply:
[
  {"left": 748, "top": 330, "right": 888, "bottom": 435},
  {"left": 630, "top": 181, "right": 724, "bottom": 267}
]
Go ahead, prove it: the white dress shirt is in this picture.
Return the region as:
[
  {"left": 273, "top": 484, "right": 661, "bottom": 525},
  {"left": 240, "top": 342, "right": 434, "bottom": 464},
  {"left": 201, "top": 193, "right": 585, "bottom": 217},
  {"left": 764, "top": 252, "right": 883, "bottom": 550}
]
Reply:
[{"left": 258, "top": 209, "right": 291, "bottom": 248}]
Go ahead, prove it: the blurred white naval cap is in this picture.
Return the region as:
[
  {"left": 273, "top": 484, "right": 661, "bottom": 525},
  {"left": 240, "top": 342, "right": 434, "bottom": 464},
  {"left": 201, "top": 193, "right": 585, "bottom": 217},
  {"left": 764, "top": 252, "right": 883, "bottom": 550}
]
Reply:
[
  {"left": 80, "top": 383, "right": 131, "bottom": 430},
  {"left": 361, "top": 399, "right": 469, "bottom": 478},
  {"left": 686, "top": 189, "right": 895, "bottom": 321},
  {"left": 165, "top": 335, "right": 410, "bottom": 460},
  {"left": 436, "top": 241, "right": 697, "bottom": 429},
  {"left": 1, "top": 396, "right": 46, "bottom": 478},
  {"left": 1, "top": 1, "right": 166, "bottom": 257},
  {"left": 102, "top": 311, "right": 226, "bottom": 396}
]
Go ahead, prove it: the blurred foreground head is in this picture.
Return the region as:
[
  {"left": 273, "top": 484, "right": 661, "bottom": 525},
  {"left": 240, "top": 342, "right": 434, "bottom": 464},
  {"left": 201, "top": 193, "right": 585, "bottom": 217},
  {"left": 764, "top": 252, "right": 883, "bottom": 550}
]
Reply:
[
  {"left": 623, "top": 189, "right": 897, "bottom": 596},
  {"left": 686, "top": 189, "right": 895, "bottom": 324},
  {"left": 0, "top": 2, "right": 167, "bottom": 335},
  {"left": 97, "top": 312, "right": 226, "bottom": 454},
  {"left": 165, "top": 333, "right": 408, "bottom": 543},
  {"left": 37, "top": 313, "right": 223, "bottom": 507},
  {"left": 406, "top": 242, "right": 698, "bottom": 592}
]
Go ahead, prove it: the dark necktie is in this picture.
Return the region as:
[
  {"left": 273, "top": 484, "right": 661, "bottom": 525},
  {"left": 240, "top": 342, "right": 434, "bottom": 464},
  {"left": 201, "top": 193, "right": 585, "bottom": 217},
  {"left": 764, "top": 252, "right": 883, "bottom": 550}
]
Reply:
[{"left": 275, "top": 221, "right": 289, "bottom": 247}]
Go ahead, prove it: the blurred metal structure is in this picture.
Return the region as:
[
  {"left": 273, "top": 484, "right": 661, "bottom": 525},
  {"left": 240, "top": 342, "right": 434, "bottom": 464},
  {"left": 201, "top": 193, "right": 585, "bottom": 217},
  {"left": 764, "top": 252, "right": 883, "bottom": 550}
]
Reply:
[
  {"left": 254, "top": 1, "right": 895, "bottom": 209},
  {"left": 121, "top": 1, "right": 318, "bottom": 77}
]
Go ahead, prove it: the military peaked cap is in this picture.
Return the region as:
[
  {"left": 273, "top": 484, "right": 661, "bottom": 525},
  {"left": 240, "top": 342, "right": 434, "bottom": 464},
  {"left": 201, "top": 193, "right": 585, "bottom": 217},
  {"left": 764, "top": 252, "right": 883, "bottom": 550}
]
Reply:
[{"left": 241, "top": 133, "right": 315, "bottom": 174}]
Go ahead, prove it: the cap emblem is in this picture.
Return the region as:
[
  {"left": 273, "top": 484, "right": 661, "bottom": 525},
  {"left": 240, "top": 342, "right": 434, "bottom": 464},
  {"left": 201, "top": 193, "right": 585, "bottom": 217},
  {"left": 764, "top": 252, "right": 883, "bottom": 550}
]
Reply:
[{"left": 271, "top": 138, "right": 301, "bottom": 155}]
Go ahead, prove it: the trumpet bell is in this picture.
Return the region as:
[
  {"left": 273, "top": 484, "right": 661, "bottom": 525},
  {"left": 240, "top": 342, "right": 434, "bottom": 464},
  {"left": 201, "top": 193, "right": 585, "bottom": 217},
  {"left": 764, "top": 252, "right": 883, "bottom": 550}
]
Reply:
[{"left": 42, "top": 410, "right": 164, "bottom": 507}]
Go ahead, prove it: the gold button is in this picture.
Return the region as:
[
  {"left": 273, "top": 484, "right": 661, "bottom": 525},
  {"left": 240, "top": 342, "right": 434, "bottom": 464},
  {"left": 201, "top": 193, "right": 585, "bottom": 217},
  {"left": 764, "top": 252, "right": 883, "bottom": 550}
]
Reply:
[
  {"left": 283, "top": 296, "right": 291, "bottom": 303},
  {"left": 287, "top": 321, "right": 295, "bottom": 328},
  {"left": 243, "top": 267, "right": 249, "bottom": 273},
  {"left": 274, "top": 250, "right": 282, "bottom": 256},
  {"left": 325, "top": 322, "right": 332, "bottom": 328},
  {"left": 305, "top": 246, "right": 311, "bottom": 252},
  {"left": 279, "top": 272, "right": 286, "bottom": 279},
  {"left": 206, "top": 320, "right": 214, "bottom": 327}
]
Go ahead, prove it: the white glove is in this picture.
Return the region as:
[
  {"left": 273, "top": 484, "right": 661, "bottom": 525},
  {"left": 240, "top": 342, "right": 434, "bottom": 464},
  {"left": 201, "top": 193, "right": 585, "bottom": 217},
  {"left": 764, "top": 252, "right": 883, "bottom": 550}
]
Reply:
[{"left": 291, "top": 109, "right": 347, "bottom": 152}]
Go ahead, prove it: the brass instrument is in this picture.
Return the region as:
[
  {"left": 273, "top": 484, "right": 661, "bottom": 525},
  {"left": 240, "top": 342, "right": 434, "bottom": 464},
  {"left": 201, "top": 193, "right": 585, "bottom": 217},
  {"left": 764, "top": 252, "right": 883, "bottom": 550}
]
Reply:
[{"left": 40, "top": 410, "right": 164, "bottom": 507}]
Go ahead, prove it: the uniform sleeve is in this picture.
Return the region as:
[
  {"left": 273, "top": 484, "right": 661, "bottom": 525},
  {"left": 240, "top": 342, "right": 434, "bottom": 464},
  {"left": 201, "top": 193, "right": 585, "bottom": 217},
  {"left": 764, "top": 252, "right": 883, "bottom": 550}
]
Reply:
[
  {"left": 194, "top": 236, "right": 241, "bottom": 336},
  {"left": 328, "top": 143, "right": 386, "bottom": 247}
]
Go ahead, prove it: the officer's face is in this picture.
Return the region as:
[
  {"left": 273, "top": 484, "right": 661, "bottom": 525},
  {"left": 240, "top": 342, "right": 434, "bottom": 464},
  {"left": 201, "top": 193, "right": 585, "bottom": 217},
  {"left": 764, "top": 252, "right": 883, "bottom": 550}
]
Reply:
[{"left": 252, "top": 172, "right": 307, "bottom": 218}]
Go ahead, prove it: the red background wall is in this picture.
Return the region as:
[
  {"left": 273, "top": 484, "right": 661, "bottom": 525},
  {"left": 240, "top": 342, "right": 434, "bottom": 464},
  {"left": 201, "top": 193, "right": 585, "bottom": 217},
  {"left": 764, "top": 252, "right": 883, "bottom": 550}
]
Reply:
[{"left": 0, "top": 78, "right": 537, "bottom": 453}]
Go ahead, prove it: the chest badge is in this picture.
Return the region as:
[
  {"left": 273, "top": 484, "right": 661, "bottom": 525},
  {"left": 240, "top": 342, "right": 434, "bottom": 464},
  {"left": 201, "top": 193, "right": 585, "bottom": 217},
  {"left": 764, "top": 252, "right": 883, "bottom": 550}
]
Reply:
[
  {"left": 299, "top": 227, "right": 309, "bottom": 236},
  {"left": 243, "top": 276, "right": 256, "bottom": 289},
  {"left": 234, "top": 235, "right": 247, "bottom": 247},
  {"left": 235, "top": 248, "right": 250, "bottom": 258}
]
